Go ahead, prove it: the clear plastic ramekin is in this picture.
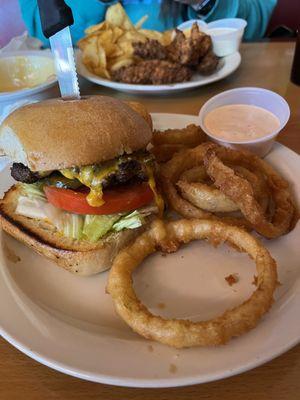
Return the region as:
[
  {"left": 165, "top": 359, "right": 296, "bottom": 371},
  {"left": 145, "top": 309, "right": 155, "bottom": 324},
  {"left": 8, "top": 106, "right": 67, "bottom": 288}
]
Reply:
[
  {"left": 205, "top": 18, "right": 247, "bottom": 56},
  {"left": 198, "top": 87, "right": 290, "bottom": 157}
]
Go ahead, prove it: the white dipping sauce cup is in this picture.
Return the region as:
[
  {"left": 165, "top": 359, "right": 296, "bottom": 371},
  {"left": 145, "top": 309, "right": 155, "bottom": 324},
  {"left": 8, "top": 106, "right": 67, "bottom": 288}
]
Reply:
[
  {"left": 177, "top": 18, "right": 247, "bottom": 57},
  {"left": 206, "top": 18, "right": 247, "bottom": 57},
  {"left": 198, "top": 87, "right": 290, "bottom": 157}
]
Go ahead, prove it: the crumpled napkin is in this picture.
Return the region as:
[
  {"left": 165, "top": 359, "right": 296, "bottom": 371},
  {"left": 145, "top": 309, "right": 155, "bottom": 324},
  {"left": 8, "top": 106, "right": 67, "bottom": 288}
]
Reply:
[{"left": 0, "top": 31, "right": 43, "bottom": 54}]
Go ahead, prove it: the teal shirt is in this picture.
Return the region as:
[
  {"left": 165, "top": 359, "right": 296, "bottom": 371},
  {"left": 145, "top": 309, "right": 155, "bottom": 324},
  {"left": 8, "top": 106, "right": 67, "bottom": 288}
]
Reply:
[{"left": 19, "top": 0, "right": 277, "bottom": 46}]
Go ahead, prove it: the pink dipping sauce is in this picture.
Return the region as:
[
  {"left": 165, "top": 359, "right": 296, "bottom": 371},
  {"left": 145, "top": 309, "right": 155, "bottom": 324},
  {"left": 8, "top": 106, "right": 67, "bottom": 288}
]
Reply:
[{"left": 204, "top": 104, "right": 280, "bottom": 143}]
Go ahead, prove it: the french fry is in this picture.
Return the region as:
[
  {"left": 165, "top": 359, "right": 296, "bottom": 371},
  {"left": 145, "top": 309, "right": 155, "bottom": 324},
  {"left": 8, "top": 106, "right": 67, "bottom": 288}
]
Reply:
[{"left": 79, "top": 3, "right": 173, "bottom": 79}]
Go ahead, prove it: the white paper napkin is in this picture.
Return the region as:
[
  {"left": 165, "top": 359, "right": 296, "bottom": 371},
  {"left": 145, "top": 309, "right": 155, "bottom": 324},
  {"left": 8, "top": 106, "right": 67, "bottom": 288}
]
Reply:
[{"left": 0, "top": 31, "right": 43, "bottom": 54}]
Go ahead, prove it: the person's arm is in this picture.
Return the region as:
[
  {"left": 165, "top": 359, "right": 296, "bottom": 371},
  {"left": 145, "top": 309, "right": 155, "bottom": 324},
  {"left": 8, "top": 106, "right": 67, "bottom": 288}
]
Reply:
[
  {"left": 18, "top": 0, "right": 108, "bottom": 46},
  {"left": 18, "top": 0, "right": 45, "bottom": 44},
  {"left": 186, "top": 0, "right": 277, "bottom": 40},
  {"left": 234, "top": 0, "right": 277, "bottom": 40}
]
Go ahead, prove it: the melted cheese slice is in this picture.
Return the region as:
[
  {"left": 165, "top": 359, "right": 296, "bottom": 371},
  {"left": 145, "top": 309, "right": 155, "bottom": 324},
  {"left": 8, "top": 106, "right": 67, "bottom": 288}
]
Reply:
[{"left": 60, "top": 154, "right": 164, "bottom": 212}]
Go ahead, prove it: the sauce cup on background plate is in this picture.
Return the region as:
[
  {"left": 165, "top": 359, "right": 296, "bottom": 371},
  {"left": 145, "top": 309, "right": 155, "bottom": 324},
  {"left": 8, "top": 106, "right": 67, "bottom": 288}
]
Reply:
[
  {"left": 205, "top": 18, "right": 247, "bottom": 57},
  {"left": 177, "top": 18, "right": 247, "bottom": 57},
  {"left": 198, "top": 87, "right": 290, "bottom": 157}
]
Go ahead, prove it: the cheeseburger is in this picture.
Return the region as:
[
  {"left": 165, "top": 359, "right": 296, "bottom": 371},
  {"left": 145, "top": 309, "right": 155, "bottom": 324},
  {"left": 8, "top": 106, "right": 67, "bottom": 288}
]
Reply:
[{"left": 0, "top": 96, "right": 162, "bottom": 275}]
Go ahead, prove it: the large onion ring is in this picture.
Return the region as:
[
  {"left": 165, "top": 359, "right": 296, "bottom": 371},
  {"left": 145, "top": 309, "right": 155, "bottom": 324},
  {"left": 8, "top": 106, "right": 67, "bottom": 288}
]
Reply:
[
  {"left": 177, "top": 180, "right": 238, "bottom": 212},
  {"left": 159, "top": 142, "right": 217, "bottom": 219},
  {"left": 159, "top": 143, "right": 251, "bottom": 227},
  {"left": 204, "top": 147, "right": 297, "bottom": 238},
  {"left": 107, "top": 219, "right": 277, "bottom": 348},
  {"left": 178, "top": 165, "right": 269, "bottom": 213},
  {"left": 178, "top": 165, "right": 237, "bottom": 213}
]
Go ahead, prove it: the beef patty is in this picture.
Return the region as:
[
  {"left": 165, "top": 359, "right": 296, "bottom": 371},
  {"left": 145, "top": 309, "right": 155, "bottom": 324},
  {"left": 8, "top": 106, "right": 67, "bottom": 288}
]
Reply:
[
  {"left": 11, "top": 159, "right": 148, "bottom": 189},
  {"left": 102, "top": 159, "right": 147, "bottom": 189},
  {"left": 11, "top": 163, "right": 45, "bottom": 184}
]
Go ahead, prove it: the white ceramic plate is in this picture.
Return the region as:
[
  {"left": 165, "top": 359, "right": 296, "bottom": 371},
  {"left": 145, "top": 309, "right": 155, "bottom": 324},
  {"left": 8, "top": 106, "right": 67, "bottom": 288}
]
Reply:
[
  {"left": 0, "top": 114, "right": 300, "bottom": 388},
  {"left": 76, "top": 51, "right": 241, "bottom": 94}
]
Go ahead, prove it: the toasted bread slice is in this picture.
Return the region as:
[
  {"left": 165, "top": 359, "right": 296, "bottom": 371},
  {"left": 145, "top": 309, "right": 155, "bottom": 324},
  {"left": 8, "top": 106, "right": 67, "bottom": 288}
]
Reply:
[{"left": 0, "top": 185, "right": 150, "bottom": 275}]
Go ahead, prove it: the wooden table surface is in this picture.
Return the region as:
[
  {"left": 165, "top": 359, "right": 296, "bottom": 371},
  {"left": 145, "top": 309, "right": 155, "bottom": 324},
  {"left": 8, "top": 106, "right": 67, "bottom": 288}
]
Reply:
[{"left": 1, "top": 41, "right": 300, "bottom": 400}]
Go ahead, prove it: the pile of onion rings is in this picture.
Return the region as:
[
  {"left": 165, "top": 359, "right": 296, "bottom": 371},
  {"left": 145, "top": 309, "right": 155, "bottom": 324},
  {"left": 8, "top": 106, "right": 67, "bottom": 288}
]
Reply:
[
  {"left": 159, "top": 142, "right": 298, "bottom": 238},
  {"left": 106, "top": 125, "right": 298, "bottom": 349},
  {"left": 107, "top": 219, "right": 277, "bottom": 348}
]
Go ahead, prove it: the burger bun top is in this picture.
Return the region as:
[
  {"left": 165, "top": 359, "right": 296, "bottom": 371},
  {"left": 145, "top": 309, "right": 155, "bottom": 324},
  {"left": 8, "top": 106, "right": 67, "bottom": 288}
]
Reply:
[{"left": 0, "top": 96, "right": 153, "bottom": 171}]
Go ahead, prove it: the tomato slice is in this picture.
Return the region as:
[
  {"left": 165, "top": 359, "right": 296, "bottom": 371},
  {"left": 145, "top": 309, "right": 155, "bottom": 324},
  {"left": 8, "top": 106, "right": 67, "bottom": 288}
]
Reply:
[{"left": 44, "top": 183, "right": 154, "bottom": 215}]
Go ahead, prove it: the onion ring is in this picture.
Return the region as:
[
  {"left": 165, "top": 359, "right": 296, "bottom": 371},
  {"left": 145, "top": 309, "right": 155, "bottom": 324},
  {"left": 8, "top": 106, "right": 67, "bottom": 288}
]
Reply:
[
  {"left": 178, "top": 165, "right": 238, "bottom": 212},
  {"left": 160, "top": 142, "right": 215, "bottom": 219},
  {"left": 233, "top": 166, "right": 270, "bottom": 213},
  {"left": 107, "top": 219, "right": 277, "bottom": 348},
  {"left": 204, "top": 146, "right": 297, "bottom": 238},
  {"left": 151, "top": 144, "right": 187, "bottom": 163},
  {"left": 151, "top": 124, "right": 207, "bottom": 163},
  {"left": 159, "top": 143, "right": 251, "bottom": 227},
  {"left": 152, "top": 124, "right": 207, "bottom": 146},
  {"left": 180, "top": 165, "right": 209, "bottom": 182},
  {"left": 178, "top": 165, "right": 269, "bottom": 213},
  {"left": 177, "top": 180, "right": 238, "bottom": 212}
]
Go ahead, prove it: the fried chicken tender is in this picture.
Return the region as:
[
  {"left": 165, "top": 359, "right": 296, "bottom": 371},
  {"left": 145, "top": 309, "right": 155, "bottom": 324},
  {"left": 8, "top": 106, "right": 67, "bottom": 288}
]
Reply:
[
  {"left": 197, "top": 51, "right": 219, "bottom": 75},
  {"left": 167, "top": 24, "right": 212, "bottom": 66},
  {"left": 112, "top": 60, "right": 192, "bottom": 85},
  {"left": 116, "top": 23, "right": 218, "bottom": 84},
  {"left": 133, "top": 40, "right": 167, "bottom": 60}
]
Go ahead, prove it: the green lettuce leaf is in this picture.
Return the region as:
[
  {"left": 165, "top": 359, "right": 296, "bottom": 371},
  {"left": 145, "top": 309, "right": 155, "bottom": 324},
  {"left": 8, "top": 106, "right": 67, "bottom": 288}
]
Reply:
[
  {"left": 18, "top": 185, "right": 150, "bottom": 242},
  {"left": 83, "top": 214, "right": 120, "bottom": 242},
  {"left": 21, "top": 183, "right": 46, "bottom": 201},
  {"left": 112, "top": 210, "right": 145, "bottom": 232},
  {"left": 62, "top": 213, "right": 85, "bottom": 240}
]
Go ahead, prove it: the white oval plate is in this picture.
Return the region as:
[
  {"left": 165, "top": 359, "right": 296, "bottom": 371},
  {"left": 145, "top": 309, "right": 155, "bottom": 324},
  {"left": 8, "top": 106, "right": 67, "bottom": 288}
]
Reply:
[
  {"left": 76, "top": 52, "right": 241, "bottom": 94},
  {"left": 0, "top": 114, "right": 300, "bottom": 388}
]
